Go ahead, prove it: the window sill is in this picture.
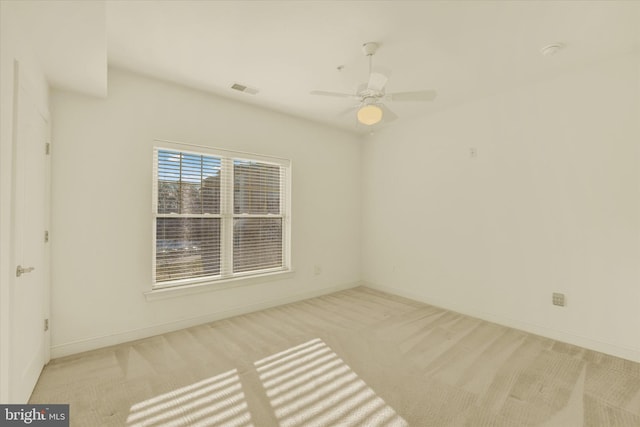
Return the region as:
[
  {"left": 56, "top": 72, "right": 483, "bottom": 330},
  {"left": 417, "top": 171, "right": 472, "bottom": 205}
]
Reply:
[{"left": 144, "top": 269, "right": 295, "bottom": 302}]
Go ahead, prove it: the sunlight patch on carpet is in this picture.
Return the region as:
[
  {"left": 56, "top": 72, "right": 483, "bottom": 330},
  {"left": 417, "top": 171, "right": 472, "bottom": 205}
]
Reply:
[
  {"left": 126, "top": 369, "right": 253, "bottom": 427},
  {"left": 255, "top": 338, "right": 407, "bottom": 427}
]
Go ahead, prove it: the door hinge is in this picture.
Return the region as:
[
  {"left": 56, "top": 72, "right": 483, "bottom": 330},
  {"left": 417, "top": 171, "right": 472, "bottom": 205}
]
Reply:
[
  {"left": 45, "top": 142, "right": 50, "bottom": 155},
  {"left": 44, "top": 319, "right": 49, "bottom": 332},
  {"left": 44, "top": 230, "right": 49, "bottom": 243}
]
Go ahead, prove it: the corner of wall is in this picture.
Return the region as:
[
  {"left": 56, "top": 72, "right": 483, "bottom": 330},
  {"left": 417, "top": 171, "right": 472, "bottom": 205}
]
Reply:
[{"left": 362, "top": 281, "right": 640, "bottom": 363}]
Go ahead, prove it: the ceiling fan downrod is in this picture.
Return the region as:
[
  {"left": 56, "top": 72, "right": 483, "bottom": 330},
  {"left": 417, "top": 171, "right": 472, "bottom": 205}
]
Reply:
[{"left": 362, "top": 42, "right": 379, "bottom": 75}]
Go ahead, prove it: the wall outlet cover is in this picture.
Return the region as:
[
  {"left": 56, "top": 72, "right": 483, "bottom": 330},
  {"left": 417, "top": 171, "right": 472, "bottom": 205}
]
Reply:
[{"left": 552, "top": 292, "right": 566, "bottom": 307}]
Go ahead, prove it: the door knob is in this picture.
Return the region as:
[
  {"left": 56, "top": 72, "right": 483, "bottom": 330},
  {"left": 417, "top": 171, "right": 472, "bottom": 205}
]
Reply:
[{"left": 16, "top": 265, "right": 35, "bottom": 277}]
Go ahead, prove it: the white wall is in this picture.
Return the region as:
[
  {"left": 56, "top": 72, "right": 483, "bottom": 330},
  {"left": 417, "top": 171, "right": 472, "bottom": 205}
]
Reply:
[
  {"left": 362, "top": 53, "right": 640, "bottom": 362},
  {"left": 50, "top": 68, "right": 362, "bottom": 357},
  {"left": 46, "top": 52, "right": 640, "bottom": 363},
  {"left": 0, "top": 1, "right": 50, "bottom": 402}
]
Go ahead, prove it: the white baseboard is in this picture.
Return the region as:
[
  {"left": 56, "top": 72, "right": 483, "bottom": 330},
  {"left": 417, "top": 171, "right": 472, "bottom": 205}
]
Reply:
[
  {"left": 50, "top": 281, "right": 361, "bottom": 359},
  {"left": 364, "top": 281, "right": 640, "bottom": 363}
]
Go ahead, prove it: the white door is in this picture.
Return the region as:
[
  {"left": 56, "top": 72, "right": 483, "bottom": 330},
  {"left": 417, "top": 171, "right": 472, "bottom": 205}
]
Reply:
[{"left": 10, "top": 67, "right": 49, "bottom": 403}]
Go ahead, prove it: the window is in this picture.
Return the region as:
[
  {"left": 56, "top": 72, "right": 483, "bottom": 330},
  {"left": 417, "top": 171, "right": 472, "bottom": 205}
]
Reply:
[{"left": 152, "top": 142, "right": 290, "bottom": 288}]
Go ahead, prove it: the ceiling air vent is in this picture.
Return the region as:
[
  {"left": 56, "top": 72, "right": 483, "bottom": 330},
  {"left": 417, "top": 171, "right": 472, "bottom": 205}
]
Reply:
[{"left": 231, "top": 83, "right": 259, "bottom": 95}]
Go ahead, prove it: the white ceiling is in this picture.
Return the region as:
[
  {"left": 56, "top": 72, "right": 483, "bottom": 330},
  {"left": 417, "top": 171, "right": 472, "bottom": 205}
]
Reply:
[
  {"left": 4, "top": 0, "right": 107, "bottom": 97},
  {"left": 8, "top": 1, "right": 640, "bottom": 133}
]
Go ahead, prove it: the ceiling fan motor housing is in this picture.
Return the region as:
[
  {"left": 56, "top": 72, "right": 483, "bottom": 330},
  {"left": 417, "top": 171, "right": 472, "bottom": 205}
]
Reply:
[{"left": 362, "top": 95, "right": 380, "bottom": 105}]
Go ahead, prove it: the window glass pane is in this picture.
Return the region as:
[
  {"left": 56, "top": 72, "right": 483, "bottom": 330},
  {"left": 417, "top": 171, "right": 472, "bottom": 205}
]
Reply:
[
  {"left": 233, "top": 218, "right": 282, "bottom": 273},
  {"left": 234, "top": 161, "right": 280, "bottom": 214},
  {"left": 156, "top": 217, "right": 221, "bottom": 282},
  {"left": 202, "top": 156, "right": 221, "bottom": 214},
  {"left": 158, "top": 150, "right": 221, "bottom": 214}
]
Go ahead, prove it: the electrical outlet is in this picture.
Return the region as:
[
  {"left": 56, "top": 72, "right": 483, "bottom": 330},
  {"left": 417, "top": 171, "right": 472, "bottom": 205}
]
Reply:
[
  {"left": 314, "top": 265, "right": 322, "bottom": 276},
  {"left": 552, "top": 292, "right": 565, "bottom": 307},
  {"left": 470, "top": 147, "right": 478, "bottom": 158}
]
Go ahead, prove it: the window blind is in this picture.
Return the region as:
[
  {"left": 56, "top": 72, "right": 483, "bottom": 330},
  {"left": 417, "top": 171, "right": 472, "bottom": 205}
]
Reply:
[
  {"left": 153, "top": 144, "right": 290, "bottom": 287},
  {"left": 233, "top": 160, "right": 284, "bottom": 273}
]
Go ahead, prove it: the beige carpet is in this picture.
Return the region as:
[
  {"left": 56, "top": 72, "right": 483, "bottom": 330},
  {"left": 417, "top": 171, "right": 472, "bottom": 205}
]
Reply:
[{"left": 30, "top": 287, "right": 640, "bottom": 426}]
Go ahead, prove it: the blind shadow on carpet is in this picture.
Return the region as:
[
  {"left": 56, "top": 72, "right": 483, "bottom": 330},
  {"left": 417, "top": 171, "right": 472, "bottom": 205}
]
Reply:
[{"left": 125, "top": 338, "right": 406, "bottom": 427}]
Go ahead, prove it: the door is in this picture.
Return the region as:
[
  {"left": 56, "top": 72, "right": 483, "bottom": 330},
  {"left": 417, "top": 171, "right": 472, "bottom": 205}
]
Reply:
[{"left": 10, "top": 64, "right": 49, "bottom": 403}]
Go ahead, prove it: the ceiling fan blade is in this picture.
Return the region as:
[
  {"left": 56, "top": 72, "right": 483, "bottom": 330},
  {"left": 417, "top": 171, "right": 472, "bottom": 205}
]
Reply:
[
  {"left": 379, "top": 103, "right": 398, "bottom": 123},
  {"left": 310, "top": 90, "right": 358, "bottom": 99},
  {"left": 387, "top": 90, "right": 437, "bottom": 102},
  {"left": 367, "top": 72, "right": 388, "bottom": 92},
  {"left": 338, "top": 105, "right": 360, "bottom": 117}
]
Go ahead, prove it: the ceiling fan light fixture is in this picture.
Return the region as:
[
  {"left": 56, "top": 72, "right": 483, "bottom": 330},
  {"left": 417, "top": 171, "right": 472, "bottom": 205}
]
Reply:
[{"left": 357, "top": 104, "right": 383, "bottom": 125}]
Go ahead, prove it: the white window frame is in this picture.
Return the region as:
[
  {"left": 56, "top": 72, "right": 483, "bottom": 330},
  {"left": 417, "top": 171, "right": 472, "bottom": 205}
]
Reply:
[{"left": 151, "top": 140, "right": 291, "bottom": 292}]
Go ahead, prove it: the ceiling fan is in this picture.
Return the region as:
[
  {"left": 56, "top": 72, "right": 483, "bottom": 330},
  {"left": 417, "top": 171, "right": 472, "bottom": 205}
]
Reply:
[{"left": 310, "top": 42, "right": 437, "bottom": 126}]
